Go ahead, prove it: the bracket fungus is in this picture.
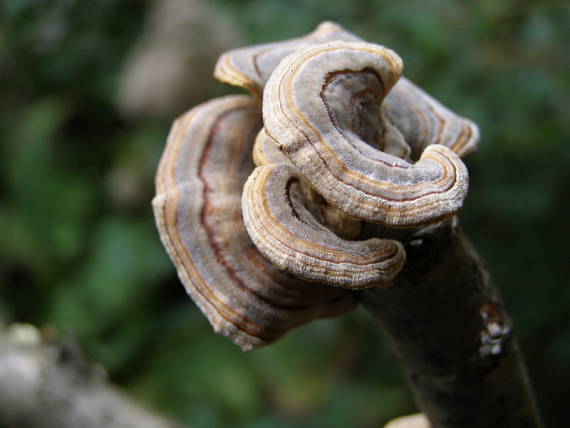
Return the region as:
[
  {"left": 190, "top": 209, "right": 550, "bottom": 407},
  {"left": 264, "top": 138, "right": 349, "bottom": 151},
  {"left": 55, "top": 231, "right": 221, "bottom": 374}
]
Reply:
[
  {"left": 153, "top": 22, "right": 545, "bottom": 428},
  {"left": 153, "top": 95, "right": 355, "bottom": 351},
  {"left": 153, "top": 22, "right": 479, "bottom": 350}
]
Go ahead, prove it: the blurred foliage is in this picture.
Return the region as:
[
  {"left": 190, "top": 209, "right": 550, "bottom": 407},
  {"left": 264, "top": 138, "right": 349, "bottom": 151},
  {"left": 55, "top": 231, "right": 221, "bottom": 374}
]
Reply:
[{"left": 1, "top": 0, "right": 569, "bottom": 427}]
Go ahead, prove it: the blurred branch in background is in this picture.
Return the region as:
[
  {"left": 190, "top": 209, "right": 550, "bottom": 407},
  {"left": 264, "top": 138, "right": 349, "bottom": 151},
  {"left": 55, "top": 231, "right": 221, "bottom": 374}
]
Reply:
[
  {"left": 1, "top": 1, "right": 568, "bottom": 427},
  {"left": 117, "top": 0, "right": 243, "bottom": 120},
  {"left": 0, "top": 323, "right": 183, "bottom": 428}
]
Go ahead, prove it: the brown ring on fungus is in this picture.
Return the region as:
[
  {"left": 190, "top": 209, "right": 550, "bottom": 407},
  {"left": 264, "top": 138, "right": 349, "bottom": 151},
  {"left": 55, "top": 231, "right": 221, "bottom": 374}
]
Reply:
[
  {"left": 152, "top": 95, "right": 355, "bottom": 351},
  {"left": 215, "top": 21, "right": 478, "bottom": 160},
  {"left": 214, "top": 21, "right": 361, "bottom": 97},
  {"left": 254, "top": 128, "right": 364, "bottom": 240},
  {"left": 384, "top": 78, "right": 480, "bottom": 159},
  {"left": 262, "top": 41, "right": 470, "bottom": 227},
  {"left": 242, "top": 163, "right": 406, "bottom": 289}
]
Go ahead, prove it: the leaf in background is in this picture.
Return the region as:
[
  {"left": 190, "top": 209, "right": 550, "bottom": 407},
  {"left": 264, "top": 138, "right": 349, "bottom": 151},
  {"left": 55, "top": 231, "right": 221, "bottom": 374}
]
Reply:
[
  {"left": 130, "top": 307, "right": 262, "bottom": 426},
  {"left": 46, "top": 215, "right": 171, "bottom": 370},
  {"left": 2, "top": 97, "right": 92, "bottom": 269}
]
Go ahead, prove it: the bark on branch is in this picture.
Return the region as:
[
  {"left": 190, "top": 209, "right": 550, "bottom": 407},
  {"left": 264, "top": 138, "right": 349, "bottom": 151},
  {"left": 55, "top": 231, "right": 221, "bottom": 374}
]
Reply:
[
  {"left": 362, "top": 218, "right": 542, "bottom": 428},
  {"left": 0, "top": 324, "right": 184, "bottom": 428}
]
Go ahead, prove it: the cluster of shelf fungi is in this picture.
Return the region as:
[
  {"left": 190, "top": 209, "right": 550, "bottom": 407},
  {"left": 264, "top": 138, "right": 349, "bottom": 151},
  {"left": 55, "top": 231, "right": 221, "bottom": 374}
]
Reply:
[{"left": 153, "top": 22, "right": 542, "bottom": 427}]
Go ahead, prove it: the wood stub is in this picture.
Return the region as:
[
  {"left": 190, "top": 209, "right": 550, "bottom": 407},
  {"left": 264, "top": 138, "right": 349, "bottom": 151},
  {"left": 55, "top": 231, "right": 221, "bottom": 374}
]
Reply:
[{"left": 361, "top": 220, "right": 543, "bottom": 428}]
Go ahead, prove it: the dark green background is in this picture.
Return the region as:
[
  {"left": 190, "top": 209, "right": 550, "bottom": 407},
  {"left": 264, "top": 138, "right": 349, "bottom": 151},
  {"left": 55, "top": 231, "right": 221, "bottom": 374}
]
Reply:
[{"left": 1, "top": 1, "right": 568, "bottom": 427}]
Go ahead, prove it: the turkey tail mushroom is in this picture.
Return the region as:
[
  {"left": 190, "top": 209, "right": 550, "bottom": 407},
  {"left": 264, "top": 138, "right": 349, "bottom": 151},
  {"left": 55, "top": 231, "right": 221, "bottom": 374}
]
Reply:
[
  {"left": 262, "top": 41, "right": 470, "bottom": 228},
  {"left": 152, "top": 95, "right": 355, "bottom": 351},
  {"left": 242, "top": 163, "right": 405, "bottom": 289}
]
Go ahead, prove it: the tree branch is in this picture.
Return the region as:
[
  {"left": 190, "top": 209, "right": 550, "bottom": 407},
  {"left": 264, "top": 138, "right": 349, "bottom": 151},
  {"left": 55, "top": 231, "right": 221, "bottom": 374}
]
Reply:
[
  {"left": 0, "top": 324, "right": 184, "bottom": 428},
  {"left": 361, "top": 218, "right": 542, "bottom": 428}
]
